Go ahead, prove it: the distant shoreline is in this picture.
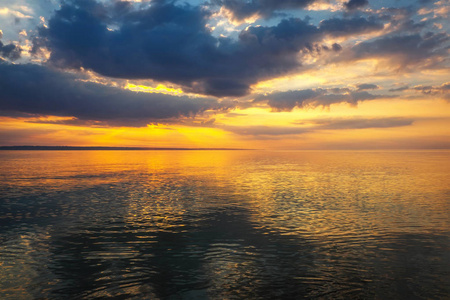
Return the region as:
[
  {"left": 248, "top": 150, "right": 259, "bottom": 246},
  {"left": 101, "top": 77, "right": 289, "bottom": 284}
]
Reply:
[{"left": 0, "top": 146, "right": 250, "bottom": 151}]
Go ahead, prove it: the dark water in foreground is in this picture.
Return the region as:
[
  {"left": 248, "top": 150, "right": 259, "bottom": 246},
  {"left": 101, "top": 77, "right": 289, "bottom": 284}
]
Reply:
[{"left": 0, "top": 150, "right": 449, "bottom": 299}]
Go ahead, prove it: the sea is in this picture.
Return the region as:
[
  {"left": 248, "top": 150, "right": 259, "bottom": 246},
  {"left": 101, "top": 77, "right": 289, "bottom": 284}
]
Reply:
[{"left": 0, "top": 150, "right": 449, "bottom": 299}]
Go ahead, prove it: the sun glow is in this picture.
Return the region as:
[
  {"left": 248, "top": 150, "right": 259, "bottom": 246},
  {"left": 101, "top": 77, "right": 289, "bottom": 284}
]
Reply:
[{"left": 125, "top": 83, "right": 184, "bottom": 95}]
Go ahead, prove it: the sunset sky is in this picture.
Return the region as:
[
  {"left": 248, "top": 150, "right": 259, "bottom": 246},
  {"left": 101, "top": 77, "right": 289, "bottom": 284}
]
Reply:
[{"left": 0, "top": 0, "right": 449, "bottom": 149}]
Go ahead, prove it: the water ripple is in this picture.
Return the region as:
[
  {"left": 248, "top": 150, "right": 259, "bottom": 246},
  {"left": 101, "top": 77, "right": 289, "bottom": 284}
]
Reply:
[{"left": 0, "top": 150, "right": 449, "bottom": 299}]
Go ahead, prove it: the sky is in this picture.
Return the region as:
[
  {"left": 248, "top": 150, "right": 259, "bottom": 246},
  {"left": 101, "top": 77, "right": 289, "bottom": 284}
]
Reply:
[{"left": 0, "top": 0, "right": 449, "bottom": 149}]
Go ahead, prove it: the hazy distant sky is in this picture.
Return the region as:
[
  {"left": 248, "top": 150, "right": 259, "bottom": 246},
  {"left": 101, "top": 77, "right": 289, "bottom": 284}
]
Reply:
[{"left": 0, "top": 0, "right": 449, "bottom": 149}]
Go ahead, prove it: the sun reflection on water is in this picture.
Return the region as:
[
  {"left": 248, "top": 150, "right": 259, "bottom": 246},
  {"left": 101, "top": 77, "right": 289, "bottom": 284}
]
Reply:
[{"left": 0, "top": 150, "right": 449, "bottom": 299}]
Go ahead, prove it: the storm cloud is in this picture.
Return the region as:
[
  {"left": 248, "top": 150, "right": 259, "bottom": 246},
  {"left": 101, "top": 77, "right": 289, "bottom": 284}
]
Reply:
[
  {"left": 0, "top": 63, "right": 226, "bottom": 126},
  {"left": 33, "top": 0, "right": 385, "bottom": 97}
]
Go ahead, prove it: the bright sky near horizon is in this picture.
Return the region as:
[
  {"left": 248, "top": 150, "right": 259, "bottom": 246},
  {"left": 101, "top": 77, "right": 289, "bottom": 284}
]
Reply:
[{"left": 0, "top": 0, "right": 449, "bottom": 149}]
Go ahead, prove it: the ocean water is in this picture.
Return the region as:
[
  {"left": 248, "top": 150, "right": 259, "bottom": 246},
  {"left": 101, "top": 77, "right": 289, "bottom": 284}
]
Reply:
[{"left": 0, "top": 150, "right": 449, "bottom": 299}]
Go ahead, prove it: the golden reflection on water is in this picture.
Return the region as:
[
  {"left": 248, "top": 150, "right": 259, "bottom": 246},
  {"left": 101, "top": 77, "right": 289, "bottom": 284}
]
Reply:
[
  {"left": 229, "top": 151, "right": 449, "bottom": 234},
  {"left": 1, "top": 149, "right": 449, "bottom": 235},
  {"left": 0, "top": 150, "right": 449, "bottom": 299}
]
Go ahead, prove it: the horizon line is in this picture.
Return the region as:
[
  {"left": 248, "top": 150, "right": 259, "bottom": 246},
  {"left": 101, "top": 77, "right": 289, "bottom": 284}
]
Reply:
[
  {"left": 0, "top": 146, "right": 449, "bottom": 151},
  {"left": 0, "top": 145, "right": 254, "bottom": 151}
]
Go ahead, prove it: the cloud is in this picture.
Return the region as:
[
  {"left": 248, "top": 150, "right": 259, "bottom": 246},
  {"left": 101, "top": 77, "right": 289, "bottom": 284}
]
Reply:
[
  {"left": 413, "top": 82, "right": 450, "bottom": 93},
  {"left": 342, "top": 32, "right": 450, "bottom": 70},
  {"left": 319, "top": 17, "right": 383, "bottom": 36},
  {"left": 344, "top": 0, "right": 369, "bottom": 11},
  {"left": 389, "top": 85, "right": 409, "bottom": 92},
  {"left": 413, "top": 82, "right": 450, "bottom": 100},
  {"left": 295, "top": 117, "right": 415, "bottom": 129},
  {"left": 0, "top": 62, "right": 228, "bottom": 127},
  {"left": 213, "top": 0, "right": 316, "bottom": 22},
  {"left": 221, "top": 125, "right": 310, "bottom": 136},
  {"left": 357, "top": 83, "right": 379, "bottom": 90},
  {"left": 387, "top": 82, "right": 449, "bottom": 100},
  {"left": 254, "top": 87, "right": 390, "bottom": 111},
  {"left": 220, "top": 117, "right": 415, "bottom": 137},
  {"left": 0, "top": 7, "right": 33, "bottom": 19},
  {"left": 33, "top": 0, "right": 386, "bottom": 97},
  {"left": 0, "top": 36, "right": 21, "bottom": 61},
  {"left": 254, "top": 89, "right": 322, "bottom": 111},
  {"left": 34, "top": 0, "right": 320, "bottom": 97}
]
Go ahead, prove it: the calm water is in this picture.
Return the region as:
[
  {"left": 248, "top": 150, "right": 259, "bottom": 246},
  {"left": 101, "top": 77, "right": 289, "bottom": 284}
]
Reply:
[{"left": 0, "top": 150, "right": 449, "bottom": 299}]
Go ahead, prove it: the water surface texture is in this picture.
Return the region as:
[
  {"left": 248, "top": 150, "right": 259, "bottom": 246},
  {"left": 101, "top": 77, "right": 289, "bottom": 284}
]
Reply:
[{"left": 1, "top": 150, "right": 449, "bottom": 299}]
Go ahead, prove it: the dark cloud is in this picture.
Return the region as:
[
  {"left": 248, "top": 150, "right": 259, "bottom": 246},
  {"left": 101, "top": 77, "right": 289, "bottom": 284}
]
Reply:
[
  {"left": 412, "top": 83, "right": 450, "bottom": 100},
  {"left": 319, "top": 17, "right": 383, "bottom": 36},
  {"left": 213, "top": 0, "right": 316, "bottom": 22},
  {"left": 35, "top": 0, "right": 322, "bottom": 97},
  {"left": 332, "top": 43, "right": 343, "bottom": 52},
  {"left": 344, "top": 32, "right": 450, "bottom": 69},
  {"left": 389, "top": 85, "right": 409, "bottom": 92},
  {"left": 413, "top": 83, "right": 450, "bottom": 94},
  {"left": 37, "top": 0, "right": 225, "bottom": 92},
  {"left": 254, "top": 87, "right": 390, "bottom": 111},
  {"left": 374, "top": 6, "right": 434, "bottom": 36},
  {"left": 0, "top": 37, "right": 21, "bottom": 61},
  {"left": 387, "top": 83, "right": 449, "bottom": 100},
  {"left": 254, "top": 89, "right": 322, "bottom": 111},
  {"left": 33, "top": 0, "right": 385, "bottom": 97},
  {"left": 335, "top": 5, "right": 448, "bottom": 70},
  {"left": 344, "top": 0, "right": 369, "bottom": 11},
  {"left": 357, "top": 83, "right": 379, "bottom": 90},
  {"left": 0, "top": 62, "right": 228, "bottom": 127},
  {"left": 0, "top": 110, "right": 37, "bottom": 118}
]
